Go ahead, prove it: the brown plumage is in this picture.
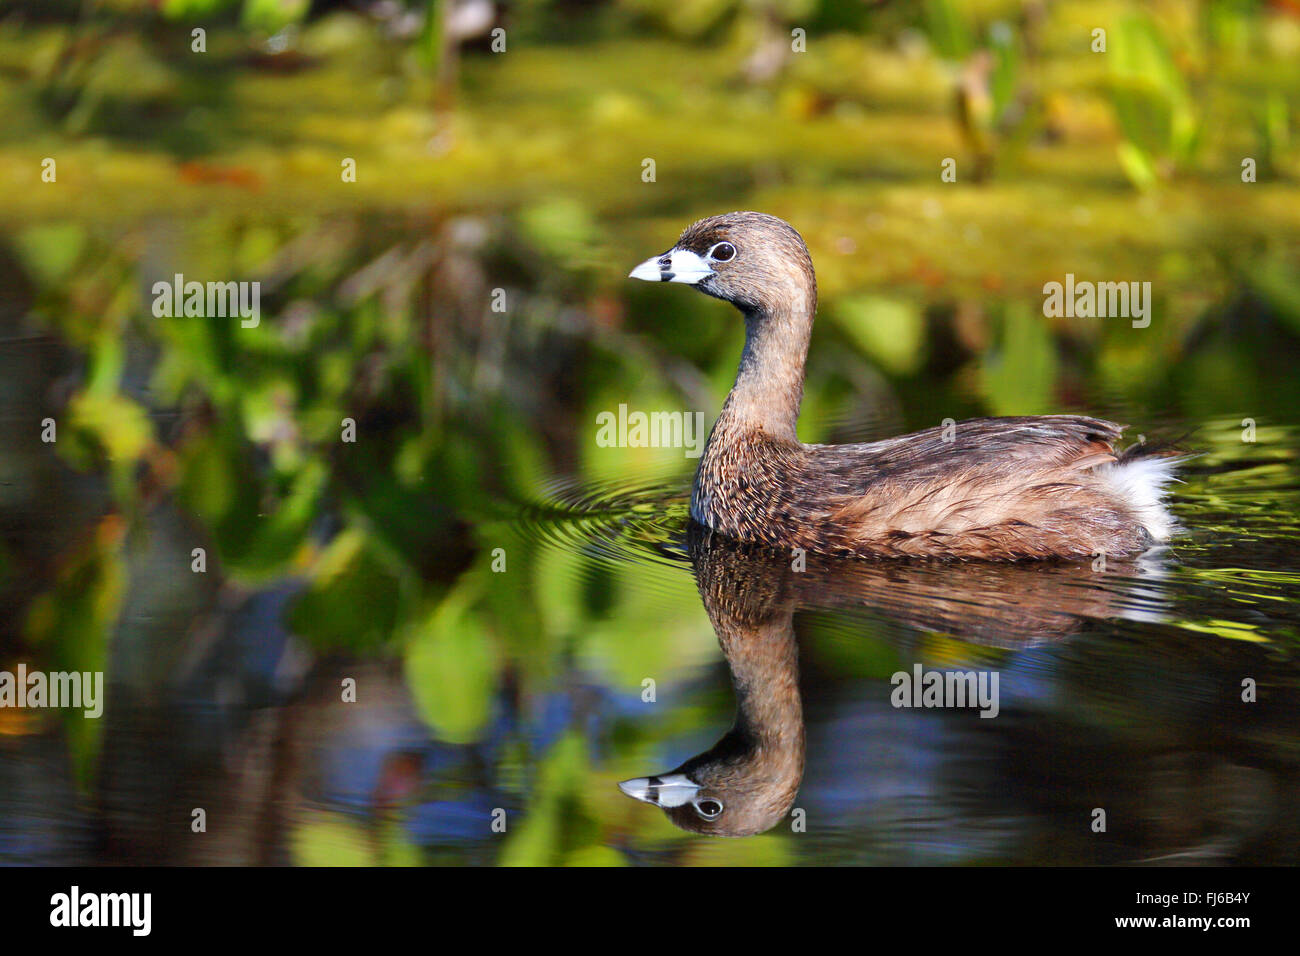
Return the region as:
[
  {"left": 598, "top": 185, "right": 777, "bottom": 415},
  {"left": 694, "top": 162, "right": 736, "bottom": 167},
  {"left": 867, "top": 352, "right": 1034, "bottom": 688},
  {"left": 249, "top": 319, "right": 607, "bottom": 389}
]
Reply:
[{"left": 630, "top": 212, "right": 1181, "bottom": 561}]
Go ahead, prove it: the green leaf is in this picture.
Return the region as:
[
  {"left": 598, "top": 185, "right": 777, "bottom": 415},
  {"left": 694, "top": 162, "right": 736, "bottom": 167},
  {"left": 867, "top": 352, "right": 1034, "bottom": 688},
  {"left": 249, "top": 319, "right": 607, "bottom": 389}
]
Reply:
[
  {"left": 979, "top": 303, "right": 1056, "bottom": 416},
  {"left": 923, "top": 0, "right": 975, "bottom": 61},
  {"left": 1116, "top": 141, "right": 1159, "bottom": 191},
  {"left": 14, "top": 223, "right": 86, "bottom": 286},
  {"left": 290, "top": 810, "right": 373, "bottom": 867},
  {"left": 829, "top": 295, "right": 925, "bottom": 375},
  {"left": 241, "top": 0, "right": 311, "bottom": 34},
  {"left": 404, "top": 577, "right": 498, "bottom": 743},
  {"left": 288, "top": 526, "right": 403, "bottom": 652}
]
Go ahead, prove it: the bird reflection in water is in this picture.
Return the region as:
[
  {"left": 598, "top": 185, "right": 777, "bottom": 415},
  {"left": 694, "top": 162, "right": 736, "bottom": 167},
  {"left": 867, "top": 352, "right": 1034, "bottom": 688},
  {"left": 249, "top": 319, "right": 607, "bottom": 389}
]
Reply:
[{"left": 619, "top": 524, "right": 1169, "bottom": 837}]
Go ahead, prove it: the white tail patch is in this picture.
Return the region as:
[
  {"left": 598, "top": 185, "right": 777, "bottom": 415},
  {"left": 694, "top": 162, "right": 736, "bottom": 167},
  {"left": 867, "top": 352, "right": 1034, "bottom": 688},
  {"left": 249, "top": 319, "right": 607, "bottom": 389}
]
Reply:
[{"left": 1099, "top": 456, "right": 1182, "bottom": 542}]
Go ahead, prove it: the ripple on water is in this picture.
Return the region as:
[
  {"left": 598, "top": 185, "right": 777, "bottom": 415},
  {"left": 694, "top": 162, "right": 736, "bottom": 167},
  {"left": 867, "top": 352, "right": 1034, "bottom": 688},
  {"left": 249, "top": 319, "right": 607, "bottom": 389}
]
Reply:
[
  {"left": 498, "top": 419, "right": 1300, "bottom": 647},
  {"left": 503, "top": 471, "right": 695, "bottom": 601}
]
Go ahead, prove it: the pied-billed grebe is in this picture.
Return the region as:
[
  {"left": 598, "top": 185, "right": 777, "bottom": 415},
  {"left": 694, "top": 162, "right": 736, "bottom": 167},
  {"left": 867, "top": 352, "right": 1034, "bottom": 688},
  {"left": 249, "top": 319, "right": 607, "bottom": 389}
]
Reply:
[{"left": 629, "top": 211, "right": 1180, "bottom": 561}]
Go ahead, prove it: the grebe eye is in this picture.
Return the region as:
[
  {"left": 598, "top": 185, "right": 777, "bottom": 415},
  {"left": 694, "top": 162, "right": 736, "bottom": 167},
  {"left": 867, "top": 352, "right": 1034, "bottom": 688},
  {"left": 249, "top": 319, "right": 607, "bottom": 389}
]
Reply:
[
  {"left": 695, "top": 798, "right": 723, "bottom": 820},
  {"left": 708, "top": 242, "right": 736, "bottom": 262}
]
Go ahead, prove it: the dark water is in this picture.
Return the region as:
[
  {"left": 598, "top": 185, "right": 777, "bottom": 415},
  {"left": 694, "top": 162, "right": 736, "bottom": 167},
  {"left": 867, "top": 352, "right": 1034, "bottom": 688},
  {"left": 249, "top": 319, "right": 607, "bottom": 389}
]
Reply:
[{"left": 5, "top": 357, "right": 1296, "bottom": 865}]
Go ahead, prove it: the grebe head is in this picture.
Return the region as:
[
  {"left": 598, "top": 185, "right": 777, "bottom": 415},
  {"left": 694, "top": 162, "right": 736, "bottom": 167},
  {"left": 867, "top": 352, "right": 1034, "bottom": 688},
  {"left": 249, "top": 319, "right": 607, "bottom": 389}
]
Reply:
[
  {"left": 629, "top": 211, "right": 816, "bottom": 319},
  {"left": 618, "top": 739, "right": 800, "bottom": 838}
]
